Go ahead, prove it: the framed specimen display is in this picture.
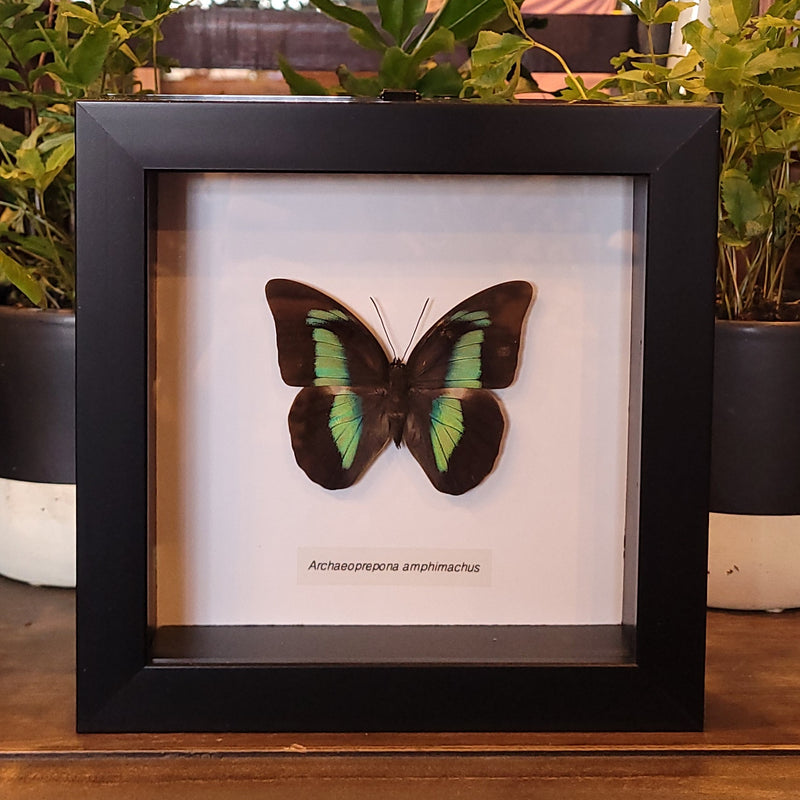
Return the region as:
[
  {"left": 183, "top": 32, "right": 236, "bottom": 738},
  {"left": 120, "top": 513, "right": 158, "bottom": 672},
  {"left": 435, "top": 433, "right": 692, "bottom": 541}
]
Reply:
[{"left": 75, "top": 98, "right": 719, "bottom": 732}]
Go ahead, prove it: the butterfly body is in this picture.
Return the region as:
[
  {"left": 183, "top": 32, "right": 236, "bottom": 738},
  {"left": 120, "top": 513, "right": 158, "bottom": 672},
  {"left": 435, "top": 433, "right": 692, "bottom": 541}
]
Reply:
[
  {"left": 266, "top": 279, "right": 534, "bottom": 495},
  {"left": 386, "top": 360, "right": 410, "bottom": 447}
]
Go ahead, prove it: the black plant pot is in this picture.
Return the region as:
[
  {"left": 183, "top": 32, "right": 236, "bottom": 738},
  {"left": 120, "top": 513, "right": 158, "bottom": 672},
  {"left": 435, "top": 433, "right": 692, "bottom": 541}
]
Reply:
[
  {"left": 0, "top": 306, "right": 75, "bottom": 482},
  {"left": 710, "top": 319, "right": 800, "bottom": 515}
]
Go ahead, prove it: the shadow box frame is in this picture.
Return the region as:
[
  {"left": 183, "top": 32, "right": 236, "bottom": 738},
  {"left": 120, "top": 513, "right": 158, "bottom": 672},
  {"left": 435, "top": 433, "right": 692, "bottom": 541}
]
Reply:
[{"left": 75, "top": 97, "right": 720, "bottom": 734}]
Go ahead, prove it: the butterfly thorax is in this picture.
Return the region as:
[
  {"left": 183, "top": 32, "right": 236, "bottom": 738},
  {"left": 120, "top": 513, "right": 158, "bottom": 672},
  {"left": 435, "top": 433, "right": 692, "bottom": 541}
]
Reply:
[{"left": 387, "top": 359, "right": 410, "bottom": 447}]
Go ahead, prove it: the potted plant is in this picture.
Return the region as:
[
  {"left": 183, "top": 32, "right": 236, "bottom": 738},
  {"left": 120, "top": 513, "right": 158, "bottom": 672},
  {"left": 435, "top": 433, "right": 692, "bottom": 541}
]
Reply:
[
  {"left": 569, "top": 0, "right": 800, "bottom": 609},
  {"left": 0, "top": 0, "right": 177, "bottom": 586},
  {"left": 277, "top": 0, "right": 586, "bottom": 100}
]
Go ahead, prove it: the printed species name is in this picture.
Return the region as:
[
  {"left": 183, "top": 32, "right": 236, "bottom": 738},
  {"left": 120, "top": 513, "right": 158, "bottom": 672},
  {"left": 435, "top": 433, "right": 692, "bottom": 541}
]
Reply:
[{"left": 307, "top": 559, "right": 481, "bottom": 574}]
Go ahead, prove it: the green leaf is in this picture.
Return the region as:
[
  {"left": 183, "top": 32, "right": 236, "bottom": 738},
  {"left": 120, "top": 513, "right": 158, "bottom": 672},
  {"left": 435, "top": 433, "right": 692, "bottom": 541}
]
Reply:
[
  {"left": 721, "top": 169, "right": 769, "bottom": 236},
  {"left": 336, "top": 65, "right": 383, "bottom": 96},
  {"left": 44, "top": 139, "right": 75, "bottom": 176},
  {"left": 749, "top": 152, "right": 784, "bottom": 188},
  {"left": 653, "top": 0, "right": 697, "bottom": 25},
  {"left": 638, "top": 0, "right": 660, "bottom": 23},
  {"left": 617, "top": 0, "right": 648, "bottom": 22},
  {"left": 348, "top": 27, "right": 388, "bottom": 53},
  {"left": 704, "top": 42, "right": 749, "bottom": 91},
  {"left": 653, "top": 0, "right": 697, "bottom": 24},
  {"left": 309, "top": 0, "right": 387, "bottom": 51},
  {"left": 10, "top": 40, "right": 51, "bottom": 66},
  {"left": 377, "top": 0, "right": 427, "bottom": 45},
  {"left": 0, "top": 92, "right": 34, "bottom": 111},
  {"left": 38, "top": 105, "right": 75, "bottom": 126},
  {"left": 0, "top": 124, "right": 23, "bottom": 147},
  {"left": 277, "top": 55, "right": 330, "bottom": 96},
  {"left": 412, "top": 27, "right": 455, "bottom": 61},
  {"left": 501, "top": 0, "right": 527, "bottom": 35},
  {"left": 754, "top": 13, "right": 800, "bottom": 31},
  {"left": 0, "top": 39, "right": 11, "bottom": 71},
  {"left": 118, "top": 41, "right": 142, "bottom": 68},
  {"left": 610, "top": 48, "right": 644, "bottom": 69},
  {"left": 667, "top": 48, "right": 702, "bottom": 78},
  {"left": 0, "top": 250, "right": 44, "bottom": 306},
  {"left": 462, "top": 30, "right": 530, "bottom": 100},
  {"left": 16, "top": 145, "right": 44, "bottom": 182},
  {"left": 762, "top": 115, "right": 800, "bottom": 150},
  {"left": 0, "top": 4, "right": 37, "bottom": 24},
  {"left": 563, "top": 73, "right": 613, "bottom": 100},
  {"left": 709, "top": 0, "right": 752, "bottom": 35},
  {"left": 416, "top": 62, "right": 463, "bottom": 96},
  {"left": 57, "top": 0, "right": 101, "bottom": 25},
  {"left": 0, "top": 68, "right": 22, "bottom": 84},
  {"left": 747, "top": 48, "right": 800, "bottom": 76},
  {"left": 469, "top": 29, "right": 531, "bottom": 69},
  {"left": 721, "top": 87, "right": 753, "bottom": 130},
  {"left": 68, "top": 26, "right": 114, "bottom": 87},
  {"left": 681, "top": 19, "right": 722, "bottom": 61},
  {"left": 39, "top": 132, "right": 74, "bottom": 154},
  {"left": 761, "top": 84, "right": 800, "bottom": 113},
  {"left": 2, "top": 233, "right": 60, "bottom": 262},
  {"left": 378, "top": 46, "right": 419, "bottom": 89},
  {"left": 435, "top": 0, "right": 507, "bottom": 42}
]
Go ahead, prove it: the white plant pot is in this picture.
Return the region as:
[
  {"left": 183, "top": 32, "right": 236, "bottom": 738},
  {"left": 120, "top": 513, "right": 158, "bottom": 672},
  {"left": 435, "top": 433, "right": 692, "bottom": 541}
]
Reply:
[
  {"left": 0, "top": 477, "right": 75, "bottom": 587},
  {"left": 707, "top": 513, "right": 800, "bottom": 612},
  {"left": 0, "top": 307, "right": 76, "bottom": 588}
]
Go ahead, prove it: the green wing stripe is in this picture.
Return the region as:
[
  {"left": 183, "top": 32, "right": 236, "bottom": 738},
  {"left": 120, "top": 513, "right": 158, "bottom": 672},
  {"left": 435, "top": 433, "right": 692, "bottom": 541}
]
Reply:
[
  {"left": 309, "top": 323, "right": 350, "bottom": 386},
  {"left": 445, "top": 328, "right": 486, "bottom": 388},
  {"left": 449, "top": 310, "right": 491, "bottom": 327},
  {"left": 307, "top": 308, "right": 350, "bottom": 325},
  {"left": 430, "top": 395, "right": 464, "bottom": 472},
  {"left": 329, "top": 392, "right": 362, "bottom": 469}
]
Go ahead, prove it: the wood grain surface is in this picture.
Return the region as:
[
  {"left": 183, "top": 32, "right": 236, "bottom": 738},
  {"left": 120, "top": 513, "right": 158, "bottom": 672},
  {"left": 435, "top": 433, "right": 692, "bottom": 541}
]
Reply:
[{"left": 2, "top": 574, "right": 800, "bottom": 796}]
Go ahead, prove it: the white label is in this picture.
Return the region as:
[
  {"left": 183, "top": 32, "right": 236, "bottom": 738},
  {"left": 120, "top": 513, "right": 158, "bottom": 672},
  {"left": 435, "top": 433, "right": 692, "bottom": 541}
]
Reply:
[{"left": 298, "top": 548, "right": 491, "bottom": 586}]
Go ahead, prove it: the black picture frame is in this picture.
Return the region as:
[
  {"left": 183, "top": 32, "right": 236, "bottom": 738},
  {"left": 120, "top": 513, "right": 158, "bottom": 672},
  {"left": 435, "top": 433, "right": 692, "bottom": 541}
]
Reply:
[{"left": 76, "top": 97, "right": 719, "bottom": 733}]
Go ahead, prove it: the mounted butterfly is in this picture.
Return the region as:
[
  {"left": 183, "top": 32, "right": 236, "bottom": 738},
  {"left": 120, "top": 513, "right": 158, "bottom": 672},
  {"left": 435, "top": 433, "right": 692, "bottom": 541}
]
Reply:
[{"left": 265, "top": 279, "right": 535, "bottom": 495}]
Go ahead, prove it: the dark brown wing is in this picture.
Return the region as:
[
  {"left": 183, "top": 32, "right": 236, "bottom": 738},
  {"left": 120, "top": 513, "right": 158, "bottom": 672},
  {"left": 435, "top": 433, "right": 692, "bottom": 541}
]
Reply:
[
  {"left": 406, "top": 281, "right": 535, "bottom": 390},
  {"left": 288, "top": 386, "right": 391, "bottom": 490},
  {"left": 265, "top": 278, "right": 389, "bottom": 388},
  {"left": 404, "top": 388, "right": 505, "bottom": 495}
]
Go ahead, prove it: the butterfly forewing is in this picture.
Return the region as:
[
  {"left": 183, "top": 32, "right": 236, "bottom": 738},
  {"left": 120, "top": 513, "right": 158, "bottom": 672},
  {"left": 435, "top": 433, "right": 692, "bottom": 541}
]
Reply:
[
  {"left": 265, "top": 279, "right": 389, "bottom": 387},
  {"left": 406, "top": 281, "right": 535, "bottom": 390}
]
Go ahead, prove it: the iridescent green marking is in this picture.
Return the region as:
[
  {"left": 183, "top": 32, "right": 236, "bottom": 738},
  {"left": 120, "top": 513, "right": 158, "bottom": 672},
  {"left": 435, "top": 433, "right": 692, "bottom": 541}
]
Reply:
[
  {"left": 329, "top": 392, "right": 362, "bottom": 468},
  {"left": 307, "top": 309, "right": 350, "bottom": 325},
  {"left": 449, "top": 310, "right": 491, "bottom": 327},
  {"left": 430, "top": 396, "right": 464, "bottom": 472},
  {"left": 445, "top": 328, "right": 486, "bottom": 388},
  {"left": 306, "top": 310, "right": 350, "bottom": 386}
]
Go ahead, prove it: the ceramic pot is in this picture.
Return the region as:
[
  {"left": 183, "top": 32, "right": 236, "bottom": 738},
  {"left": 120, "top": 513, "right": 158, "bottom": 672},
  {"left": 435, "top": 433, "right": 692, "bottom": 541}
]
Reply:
[
  {"left": 708, "top": 513, "right": 800, "bottom": 611},
  {"left": 0, "top": 307, "right": 75, "bottom": 587},
  {"left": 710, "top": 319, "right": 800, "bottom": 515},
  {"left": 707, "top": 319, "right": 800, "bottom": 610}
]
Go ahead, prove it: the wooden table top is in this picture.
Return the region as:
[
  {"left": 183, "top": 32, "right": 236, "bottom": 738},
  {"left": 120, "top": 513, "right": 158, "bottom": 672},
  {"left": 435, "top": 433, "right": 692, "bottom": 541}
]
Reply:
[{"left": 2, "top": 574, "right": 800, "bottom": 797}]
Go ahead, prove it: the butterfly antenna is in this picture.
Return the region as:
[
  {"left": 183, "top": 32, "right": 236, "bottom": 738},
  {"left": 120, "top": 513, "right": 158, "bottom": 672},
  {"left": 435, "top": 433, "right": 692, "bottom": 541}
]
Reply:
[
  {"left": 401, "top": 297, "right": 430, "bottom": 362},
  {"left": 370, "top": 296, "right": 397, "bottom": 360}
]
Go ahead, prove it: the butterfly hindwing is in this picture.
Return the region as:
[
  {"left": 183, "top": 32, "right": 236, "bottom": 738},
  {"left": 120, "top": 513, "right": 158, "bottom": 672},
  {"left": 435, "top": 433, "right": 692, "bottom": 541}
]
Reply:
[
  {"left": 265, "top": 279, "right": 389, "bottom": 388},
  {"left": 406, "top": 280, "right": 535, "bottom": 390},
  {"left": 404, "top": 388, "right": 505, "bottom": 495},
  {"left": 288, "top": 386, "right": 391, "bottom": 490}
]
